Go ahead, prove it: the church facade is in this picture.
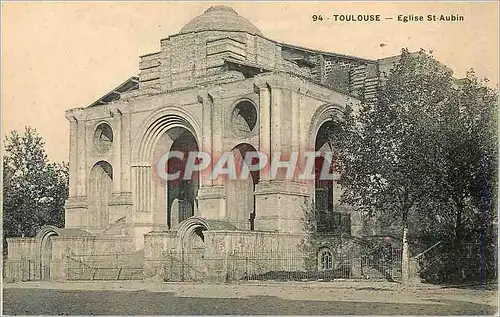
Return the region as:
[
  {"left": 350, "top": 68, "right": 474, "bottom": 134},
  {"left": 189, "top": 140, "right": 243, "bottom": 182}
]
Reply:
[{"left": 6, "top": 6, "right": 403, "bottom": 281}]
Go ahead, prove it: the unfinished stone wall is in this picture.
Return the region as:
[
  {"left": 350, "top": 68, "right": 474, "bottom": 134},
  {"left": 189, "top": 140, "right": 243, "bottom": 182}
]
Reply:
[{"left": 143, "top": 231, "right": 178, "bottom": 278}]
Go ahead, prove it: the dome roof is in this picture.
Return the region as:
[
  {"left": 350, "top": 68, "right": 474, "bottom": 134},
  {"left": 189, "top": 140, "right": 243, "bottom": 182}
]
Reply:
[{"left": 179, "top": 5, "right": 262, "bottom": 36}]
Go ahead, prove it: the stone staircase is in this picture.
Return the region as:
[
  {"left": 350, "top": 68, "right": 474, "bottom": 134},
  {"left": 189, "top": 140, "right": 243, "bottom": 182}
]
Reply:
[{"left": 411, "top": 241, "right": 444, "bottom": 281}]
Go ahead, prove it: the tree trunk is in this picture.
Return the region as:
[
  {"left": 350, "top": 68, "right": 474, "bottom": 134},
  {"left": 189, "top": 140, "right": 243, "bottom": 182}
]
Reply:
[
  {"left": 401, "top": 218, "right": 410, "bottom": 285},
  {"left": 455, "top": 200, "right": 463, "bottom": 243}
]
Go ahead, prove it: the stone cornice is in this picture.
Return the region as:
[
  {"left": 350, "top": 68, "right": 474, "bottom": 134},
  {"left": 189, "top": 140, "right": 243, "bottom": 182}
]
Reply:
[
  {"left": 107, "top": 104, "right": 123, "bottom": 117},
  {"left": 65, "top": 108, "right": 87, "bottom": 122},
  {"left": 256, "top": 72, "right": 361, "bottom": 105}
]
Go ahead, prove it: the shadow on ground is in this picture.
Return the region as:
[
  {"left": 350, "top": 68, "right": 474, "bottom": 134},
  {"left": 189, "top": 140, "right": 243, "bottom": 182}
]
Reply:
[{"left": 2, "top": 288, "right": 496, "bottom": 315}]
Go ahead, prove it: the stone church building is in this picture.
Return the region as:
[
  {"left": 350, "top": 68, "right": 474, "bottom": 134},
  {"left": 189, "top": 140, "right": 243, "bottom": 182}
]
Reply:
[{"left": 6, "top": 5, "right": 404, "bottom": 281}]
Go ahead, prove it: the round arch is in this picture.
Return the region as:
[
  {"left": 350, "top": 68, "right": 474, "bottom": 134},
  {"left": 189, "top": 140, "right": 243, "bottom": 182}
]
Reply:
[
  {"left": 226, "top": 143, "right": 260, "bottom": 230},
  {"left": 93, "top": 121, "right": 114, "bottom": 154},
  {"left": 88, "top": 161, "right": 113, "bottom": 229},
  {"left": 307, "top": 103, "right": 344, "bottom": 149},
  {"left": 310, "top": 105, "right": 343, "bottom": 234},
  {"left": 131, "top": 106, "right": 202, "bottom": 165},
  {"left": 161, "top": 127, "right": 200, "bottom": 230},
  {"left": 36, "top": 225, "right": 60, "bottom": 280},
  {"left": 176, "top": 216, "right": 211, "bottom": 241}
]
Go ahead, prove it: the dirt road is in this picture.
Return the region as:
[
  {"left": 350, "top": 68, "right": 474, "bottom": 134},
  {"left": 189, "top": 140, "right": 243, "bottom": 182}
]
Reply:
[{"left": 2, "top": 280, "right": 497, "bottom": 315}]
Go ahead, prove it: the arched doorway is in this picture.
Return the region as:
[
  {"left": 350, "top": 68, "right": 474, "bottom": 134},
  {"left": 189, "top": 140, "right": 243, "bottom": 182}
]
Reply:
[
  {"left": 88, "top": 161, "right": 113, "bottom": 229},
  {"left": 226, "top": 143, "right": 260, "bottom": 230},
  {"left": 36, "top": 226, "right": 59, "bottom": 280},
  {"left": 314, "top": 121, "right": 335, "bottom": 233},
  {"left": 153, "top": 127, "right": 199, "bottom": 230},
  {"left": 176, "top": 217, "right": 209, "bottom": 281}
]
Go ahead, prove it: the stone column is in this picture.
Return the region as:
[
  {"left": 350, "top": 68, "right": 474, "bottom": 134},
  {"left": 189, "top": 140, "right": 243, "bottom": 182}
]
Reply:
[
  {"left": 198, "top": 91, "right": 213, "bottom": 186},
  {"left": 210, "top": 91, "right": 224, "bottom": 186},
  {"left": 291, "top": 91, "right": 301, "bottom": 156},
  {"left": 254, "top": 181, "right": 309, "bottom": 233},
  {"left": 196, "top": 90, "right": 226, "bottom": 221},
  {"left": 64, "top": 112, "right": 78, "bottom": 197},
  {"left": 271, "top": 87, "right": 282, "bottom": 161},
  {"left": 64, "top": 108, "right": 88, "bottom": 228},
  {"left": 73, "top": 109, "right": 87, "bottom": 197},
  {"left": 110, "top": 107, "right": 122, "bottom": 193},
  {"left": 107, "top": 105, "right": 133, "bottom": 226},
  {"left": 73, "top": 108, "right": 87, "bottom": 196},
  {"left": 132, "top": 165, "right": 152, "bottom": 213},
  {"left": 254, "top": 82, "right": 271, "bottom": 181},
  {"left": 121, "top": 109, "right": 132, "bottom": 192},
  {"left": 253, "top": 79, "right": 313, "bottom": 234},
  {"left": 129, "top": 164, "right": 154, "bottom": 249}
]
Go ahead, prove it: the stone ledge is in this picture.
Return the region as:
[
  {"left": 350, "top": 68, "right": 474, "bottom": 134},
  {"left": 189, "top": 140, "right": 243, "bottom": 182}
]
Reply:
[
  {"left": 197, "top": 186, "right": 226, "bottom": 199},
  {"left": 144, "top": 231, "right": 178, "bottom": 237},
  {"left": 205, "top": 230, "right": 306, "bottom": 237},
  {"left": 255, "top": 180, "right": 309, "bottom": 196},
  {"left": 65, "top": 196, "right": 88, "bottom": 209},
  {"left": 109, "top": 192, "right": 133, "bottom": 206}
]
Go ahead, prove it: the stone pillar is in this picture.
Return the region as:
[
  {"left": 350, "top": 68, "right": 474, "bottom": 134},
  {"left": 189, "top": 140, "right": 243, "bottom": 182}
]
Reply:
[
  {"left": 130, "top": 164, "right": 154, "bottom": 247},
  {"left": 132, "top": 165, "right": 152, "bottom": 213},
  {"left": 254, "top": 82, "right": 271, "bottom": 181},
  {"left": 107, "top": 105, "right": 133, "bottom": 226},
  {"left": 73, "top": 109, "right": 87, "bottom": 197},
  {"left": 197, "top": 186, "right": 226, "bottom": 220},
  {"left": 197, "top": 90, "right": 226, "bottom": 221},
  {"left": 291, "top": 91, "right": 301, "bottom": 157},
  {"left": 64, "top": 108, "right": 88, "bottom": 228},
  {"left": 271, "top": 87, "right": 282, "bottom": 158},
  {"left": 121, "top": 109, "right": 132, "bottom": 192},
  {"left": 210, "top": 90, "right": 224, "bottom": 186},
  {"left": 110, "top": 107, "right": 122, "bottom": 193},
  {"left": 254, "top": 181, "right": 309, "bottom": 233},
  {"left": 65, "top": 113, "right": 78, "bottom": 197},
  {"left": 198, "top": 91, "right": 213, "bottom": 186}
]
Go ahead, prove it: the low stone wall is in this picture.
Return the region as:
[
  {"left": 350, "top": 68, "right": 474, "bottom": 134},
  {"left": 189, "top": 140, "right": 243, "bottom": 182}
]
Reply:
[
  {"left": 6, "top": 237, "right": 37, "bottom": 260},
  {"left": 141, "top": 229, "right": 307, "bottom": 281},
  {"left": 4, "top": 238, "right": 38, "bottom": 282},
  {"left": 204, "top": 230, "right": 305, "bottom": 256},
  {"left": 203, "top": 230, "right": 307, "bottom": 281},
  {"left": 143, "top": 231, "right": 178, "bottom": 279},
  {"left": 5, "top": 234, "right": 136, "bottom": 282}
]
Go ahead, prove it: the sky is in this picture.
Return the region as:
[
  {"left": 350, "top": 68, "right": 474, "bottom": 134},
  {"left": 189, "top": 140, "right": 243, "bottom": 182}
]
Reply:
[{"left": 2, "top": 1, "right": 499, "bottom": 163}]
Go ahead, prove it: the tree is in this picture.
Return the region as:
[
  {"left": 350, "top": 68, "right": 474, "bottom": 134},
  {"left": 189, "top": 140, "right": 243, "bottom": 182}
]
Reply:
[
  {"left": 437, "top": 71, "right": 497, "bottom": 282},
  {"left": 330, "top": 49, "right": 497, "bottom": 284},
  {"left": 3, "top": 127, "right": 68, "bottom": 243}
]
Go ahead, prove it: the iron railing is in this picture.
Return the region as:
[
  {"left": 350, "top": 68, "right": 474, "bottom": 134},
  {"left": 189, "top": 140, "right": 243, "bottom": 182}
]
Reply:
[
  {"left": 66, "top": 253, "right": 144, "bottom": 280},
  {"left": 162, "top": 248, "right": 403, "bottom": 282},
  {"left": 3, "top": 259, "right": 42, "bottom": 281}
]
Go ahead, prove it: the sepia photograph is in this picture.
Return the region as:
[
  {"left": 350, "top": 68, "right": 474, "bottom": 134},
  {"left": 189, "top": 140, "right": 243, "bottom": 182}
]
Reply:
[{"left": 1, "top": 1, "right": 498, "bottom": 315}]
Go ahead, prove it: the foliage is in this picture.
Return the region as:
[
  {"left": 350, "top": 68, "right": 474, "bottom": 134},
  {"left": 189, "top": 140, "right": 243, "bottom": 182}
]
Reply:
[
  {"left": 3, "top": 127, "right": 69, "bottom": 242},
  {"left": 298, "top": 198, "right": 320, "bottom": 271},
  {"left": 329, "top": 49, "right": 497, "bottom": 283}
]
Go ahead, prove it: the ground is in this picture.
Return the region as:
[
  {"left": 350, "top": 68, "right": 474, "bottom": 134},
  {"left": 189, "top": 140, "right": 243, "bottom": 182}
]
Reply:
[{"left": 2, "top": 280, "right": 498, "bottom": 315}]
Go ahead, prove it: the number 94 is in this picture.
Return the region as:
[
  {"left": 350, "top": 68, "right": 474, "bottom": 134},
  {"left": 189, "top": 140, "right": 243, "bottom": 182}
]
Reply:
[{"left": 312, "top": 15, "right": 323, "bottom": 21}]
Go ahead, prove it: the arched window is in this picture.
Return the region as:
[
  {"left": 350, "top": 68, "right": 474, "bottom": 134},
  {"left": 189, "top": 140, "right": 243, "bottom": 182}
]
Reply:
[
  {"left": 230, "top": 100, "right": 258, "bottom": 136},
  {"left": 319, "top": 248, "right": 333, "bottom": 271},
  {"left": 94, "top": 123, "right": 113, "bottom": 153}
]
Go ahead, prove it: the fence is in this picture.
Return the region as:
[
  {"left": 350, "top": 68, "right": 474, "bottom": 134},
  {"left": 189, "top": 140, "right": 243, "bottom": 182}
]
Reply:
[
  {"left": 3, "top": 259, "right": 42, "bottom": 281},
  {"left": 362, "top": 247, "right": 402, "bottom": 281},
  {"left": 66, "top": 253, "right": 144, "bottom": 281},
  {"left": 162, "top": 248, "right": 403, "bottom": 282},
  {"left": 413, "top": 241, "right": 497, "bottom": 283}
]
